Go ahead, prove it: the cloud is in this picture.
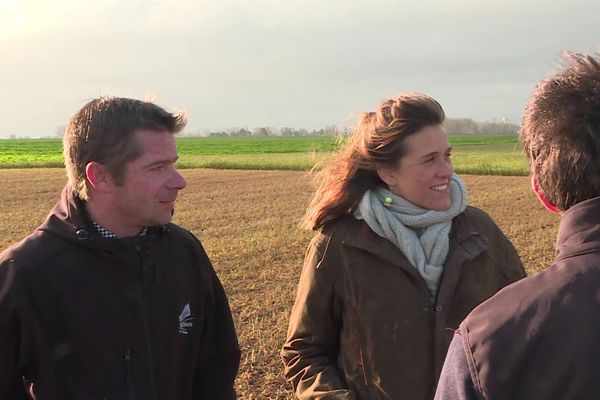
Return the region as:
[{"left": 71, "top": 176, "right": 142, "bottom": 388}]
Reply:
[{"left": 2, "top": 0, "right": 600, "bottom": 136}]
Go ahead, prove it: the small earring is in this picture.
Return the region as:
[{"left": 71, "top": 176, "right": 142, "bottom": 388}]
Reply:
[{"left": 384, "top": 196, "right": 393, "bottom": 207}]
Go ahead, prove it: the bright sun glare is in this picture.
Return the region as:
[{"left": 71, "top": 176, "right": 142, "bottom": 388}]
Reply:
[{"left": 0, "top": 0, "right": 26, "bottom": 35}]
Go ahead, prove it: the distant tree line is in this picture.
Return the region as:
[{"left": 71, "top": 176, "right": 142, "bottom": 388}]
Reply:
[
  {"left": 191, "top": 125, "right": 351, "bottom": 138},
  {"left": 189, "top": 118, "right": 518, "bottom": 138},
  {"left": 2, "top": 118, "right": 519, "bottom": 139},
  {"left": 443, "top": 118, "right": 519, "bottom": 135}
]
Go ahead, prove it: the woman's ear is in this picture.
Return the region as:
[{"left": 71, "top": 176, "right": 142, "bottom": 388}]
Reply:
[
  {"left": 376, "top": 164, "right": 396, "bottom": 187},
  {"left": 531, "top": 174, "right": 561, "bottom": 214}
]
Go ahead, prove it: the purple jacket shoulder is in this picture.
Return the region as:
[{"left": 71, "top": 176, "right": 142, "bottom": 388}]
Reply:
[{"left": 434, "top": 334, "right": 481, "bottom": 400}]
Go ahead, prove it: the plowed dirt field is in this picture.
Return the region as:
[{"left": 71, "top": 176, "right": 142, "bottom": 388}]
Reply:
[{"left": 0, "top": 169, "right": 559, "bottom": 399}]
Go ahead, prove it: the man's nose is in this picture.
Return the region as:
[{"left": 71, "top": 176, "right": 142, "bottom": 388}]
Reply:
[{"left": 169, "top": 169, "right": 187, "bottom": 190}]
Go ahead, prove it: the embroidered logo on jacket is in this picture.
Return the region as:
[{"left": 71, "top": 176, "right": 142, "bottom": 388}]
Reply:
[{"left": 178, "top": 303, "right": 194, "bottom": 334}]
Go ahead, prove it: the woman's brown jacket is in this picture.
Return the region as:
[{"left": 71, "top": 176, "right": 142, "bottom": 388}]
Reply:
[{"left": 281, "top": 206, "right": 525, "bottom": 400}]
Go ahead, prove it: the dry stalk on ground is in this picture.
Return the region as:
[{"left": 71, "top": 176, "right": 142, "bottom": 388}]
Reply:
[{"left": 0, "top": 169, "right": 558, "bottom": 399}]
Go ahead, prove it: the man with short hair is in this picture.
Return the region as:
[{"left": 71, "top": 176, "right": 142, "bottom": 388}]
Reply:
[
  {"left": 0, "top": 97, "right": 240, "bottom": 399},
  {"left": 434, "top": 51, "right": 600, "bottom": 399}
]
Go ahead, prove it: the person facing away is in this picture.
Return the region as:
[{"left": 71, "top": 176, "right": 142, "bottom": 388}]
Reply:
[
  {"left": 280, "top": 93, "right": 526, "bottom": 400},
  {"left": 0, "top": 97, "right": 240, "bottom": 399},
  {"left": 434, "top": 51, "right": 600, "bottom": 400}
]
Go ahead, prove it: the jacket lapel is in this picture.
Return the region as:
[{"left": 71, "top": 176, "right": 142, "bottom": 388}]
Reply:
[{"left": 341, "top": 219, "right": 423, "bottom": 279}]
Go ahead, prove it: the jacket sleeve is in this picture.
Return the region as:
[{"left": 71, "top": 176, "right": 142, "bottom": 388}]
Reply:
[
  {"left": 434, "top": 334, "right": 482, "bottom": 400},
  {"left": 281, "top": 234, "right": 356, "bottom": 400},
  {"left": 192, "top": 253, "right": 241, "bottom": 400},
  {"left": 0, "top": 260, "right": 31, "bottom": 400}
]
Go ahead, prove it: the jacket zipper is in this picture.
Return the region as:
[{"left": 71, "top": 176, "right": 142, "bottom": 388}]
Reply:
[
  {"left": 134, "top": 242, "right": 158, "bottom": 400},
  {"left": 124, "top": 349, "right": 135, "bottom": 400}
]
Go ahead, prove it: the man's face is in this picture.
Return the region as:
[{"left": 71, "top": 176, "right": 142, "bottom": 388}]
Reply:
[{"left": 109, "top": 129, "right": 186, "bottom": 235}]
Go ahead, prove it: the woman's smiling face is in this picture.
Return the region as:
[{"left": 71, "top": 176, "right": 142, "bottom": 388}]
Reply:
[{"left": 378, "top": 125, "right": 453, "bottom": 210}]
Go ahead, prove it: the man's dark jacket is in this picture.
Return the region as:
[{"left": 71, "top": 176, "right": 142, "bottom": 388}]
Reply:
[
  {"left": 0, "top": 186, "right": 240, "bottom": 399},
  {"left": 434, "top": 196, "right": 600, "bottom": 400}
]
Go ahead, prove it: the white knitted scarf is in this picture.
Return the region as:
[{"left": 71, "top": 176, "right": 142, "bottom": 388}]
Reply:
[{"left": 354, "top": 174, "right": 468, "bottom": 302}]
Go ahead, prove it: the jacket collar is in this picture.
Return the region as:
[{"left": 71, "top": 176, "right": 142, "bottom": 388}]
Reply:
[
  {"left": 339, "top": 211, "right": 487, "bottom": 268},
  {"left": 341, "top": 217, "right": 409, "bottom": 267},
  {"left": 38, "top": 185, "right": 167, "bottom": 254},
  {"left": 42, "top": 185, "right": 97, "bottom": 239},
  {"left": 556, "top": 196, "right": 600, "bottom": 261}
]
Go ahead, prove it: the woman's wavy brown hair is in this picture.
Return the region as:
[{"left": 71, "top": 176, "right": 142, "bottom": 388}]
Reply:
[{"left": 303, "top": 93, "right": 445, "bottom": 230}]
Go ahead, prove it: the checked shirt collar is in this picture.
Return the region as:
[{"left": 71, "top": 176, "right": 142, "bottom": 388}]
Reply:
[{"left": 91, "top": 221, "right": 148, "bottom": 239}]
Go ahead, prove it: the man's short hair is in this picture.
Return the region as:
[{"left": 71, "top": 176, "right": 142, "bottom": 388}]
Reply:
[
  {"left": 63, "top": 97, "right": 187, "bottom": 200},
  {"left": 521, "top": 51, "right": 600, "bottom": 211}
]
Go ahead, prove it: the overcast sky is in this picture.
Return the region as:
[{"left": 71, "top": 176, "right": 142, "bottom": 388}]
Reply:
[{"left": 1, "top": 0, "right": 599, "bottom": 138}]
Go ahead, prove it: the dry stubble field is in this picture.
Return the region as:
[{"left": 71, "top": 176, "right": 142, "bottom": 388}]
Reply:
[{"left": 0, "top": 169, "right": 560, "bottom": 399}]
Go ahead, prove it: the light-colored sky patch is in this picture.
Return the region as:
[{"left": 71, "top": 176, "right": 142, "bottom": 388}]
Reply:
[{"left": 1, "top": 0, "right": 599, "bottom": 137}]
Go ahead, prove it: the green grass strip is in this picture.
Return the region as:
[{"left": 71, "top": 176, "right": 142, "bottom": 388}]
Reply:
[{"left": 0, "top": 135, "right": 528, "bottom": 175}]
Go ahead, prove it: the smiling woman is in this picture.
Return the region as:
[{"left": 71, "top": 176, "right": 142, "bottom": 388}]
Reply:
[
  {"left": 376, "top": 125, "right": 453, "bottom": 211},
  {"left": 281, "top": 93, "right": 527, "bottom": 400}
]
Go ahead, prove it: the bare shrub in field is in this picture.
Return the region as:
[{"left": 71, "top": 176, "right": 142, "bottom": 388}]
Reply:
[{"left": 0, "top": 169, "right": 558, "bottom": 399}]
